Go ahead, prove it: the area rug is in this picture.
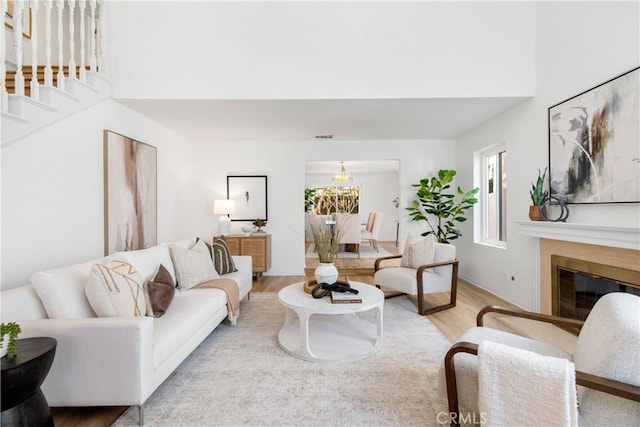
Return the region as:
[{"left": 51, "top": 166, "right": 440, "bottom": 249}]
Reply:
[
  {"left": 305, "top": 244, "right": 393, "bottom": 259},
  {"left": 113, "top": 293, "right": 452, "bottom": 427}
]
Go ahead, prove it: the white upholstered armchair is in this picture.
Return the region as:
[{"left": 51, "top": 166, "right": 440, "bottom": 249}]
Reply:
[
  {"left": 443, "top": 292, "right": 640, "bottom": 426},
  {"left": 374, "top": 235, "right": 458, "bottom": 315}
]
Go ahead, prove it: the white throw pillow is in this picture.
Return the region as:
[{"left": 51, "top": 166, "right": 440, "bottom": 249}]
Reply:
[
  {"left": 85, "top": 259, "right": 146, "bottom": 317},
  {"left": 401, "top": 235, "right": 436, "bottom": 269},
  {"left": 169, "top": 240, "right": 219, "bottom": 290},
  {"left": 119, "top": 243, "right": 177, "bottom": 284},
  {"left": 31, "top": 255, "right": 115, "bottom": 319}
]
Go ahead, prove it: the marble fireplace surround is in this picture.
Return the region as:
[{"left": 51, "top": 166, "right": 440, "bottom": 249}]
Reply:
[{"left": 518, "top": 221, "right": 640, "bottom": 314}]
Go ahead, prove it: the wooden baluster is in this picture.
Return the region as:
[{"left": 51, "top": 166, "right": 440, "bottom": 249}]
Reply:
[
  {"left": 0, "top": 0, "right": 7, "bottom": 111},
  {"left": 78, "top": 0, "right": 86, "bottom": 82},
  {"left": 67, "top": 0, "right": 77, "bottom": 79},
  {"left": 89, "top": 0, "right": 97, "bottom": 73},
  {"left": 56, "top": 0, "right": 65, "bottom": 91},
  {"left": 30, "top": 0, "right": 40, "bottom": 99},
  {"left": 44, "top": 0, "right": 54, "bottom": 87},
  {"left": 13, "top": 0, "right": 25, "bottom": 96},
  {"left": 97, "top": 0, "right": 106, "bottom": 76}
]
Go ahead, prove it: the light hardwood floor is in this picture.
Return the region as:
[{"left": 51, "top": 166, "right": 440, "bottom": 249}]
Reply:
[{"left": 52, "top": 241, "right": 574, "bottom": 427}]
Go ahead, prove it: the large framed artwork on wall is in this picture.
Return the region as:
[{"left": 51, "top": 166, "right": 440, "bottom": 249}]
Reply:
[
  {"left": 104, "top": 130, "right": 157, "bottom": 255},
  {"left": 548, "top": 66, "right": 639, "bottom": 204},
  {"left": 227, "top": 175, "right": 268, "bottom": 221}
]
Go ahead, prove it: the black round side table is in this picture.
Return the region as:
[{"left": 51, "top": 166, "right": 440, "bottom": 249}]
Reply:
[{"left": 1, "top": 337, "right": 57, "bottom": 427}]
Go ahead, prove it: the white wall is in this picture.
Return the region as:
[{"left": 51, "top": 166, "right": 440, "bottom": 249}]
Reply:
[
  {"left": 191, "top": 139, "right": 455, "bottom": 276},
  {"left": 455, "top": 1, "right": 640, "bottom": 310},
  {"left": 305, "top": 170, "right": 400, "bottom": 242},
  {"left": 108, "top": 1, "right": 535, "bottom": 100},
  {"left": 1, "top": 100, "right": 197, "bottom": 290}
]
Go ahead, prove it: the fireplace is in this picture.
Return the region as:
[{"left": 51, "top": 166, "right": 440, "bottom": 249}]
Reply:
[{"left": 551, "top": 255, "right": 640, "bottom": 320}]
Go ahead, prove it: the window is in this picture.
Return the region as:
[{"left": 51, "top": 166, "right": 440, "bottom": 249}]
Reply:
[
  {"left": 311, "top": 186, "right": 360, "bottom": 214},
  {"left": 474, "top": 145, "right": 507, "bottom": 247}
]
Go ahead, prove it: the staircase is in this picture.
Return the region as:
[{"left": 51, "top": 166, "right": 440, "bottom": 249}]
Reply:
[
  {"left": 2, "top": 65, "right": 111, "bottom": 144},
  {"left": 1, "top": 0, "right": 110, "bottom": 146}
]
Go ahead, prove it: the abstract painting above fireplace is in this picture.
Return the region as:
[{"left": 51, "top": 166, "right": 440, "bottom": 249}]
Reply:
[{"left": 548, "top": 66, "right": 640, "bottom": 204}]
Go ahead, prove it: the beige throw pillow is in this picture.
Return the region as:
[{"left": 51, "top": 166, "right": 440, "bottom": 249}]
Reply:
[
  {"left": 85, "top": 259, "right": 146, "bottom": 317},
  {"left": 401, "top": 234, "right": 436, "bottom": 269},
  {"left": 170, "top": 239, "right": 219, "bottom": 290}
]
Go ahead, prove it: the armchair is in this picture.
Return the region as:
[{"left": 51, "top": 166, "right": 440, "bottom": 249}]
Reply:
[
  {"left": 443, "top": 292, "right": 640, "bottom": 427},
  {"left": 374, "top": 239, "right": 458, "bottom": 315}
]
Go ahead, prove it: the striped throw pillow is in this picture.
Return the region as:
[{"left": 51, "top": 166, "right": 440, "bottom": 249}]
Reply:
[{"left": 212, "top": 237, "right": 238, "bottom": 275}]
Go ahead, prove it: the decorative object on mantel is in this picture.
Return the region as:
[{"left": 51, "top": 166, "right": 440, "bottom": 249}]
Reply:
[
  {"left": 529, "top": 167, "right": 549, "bottom": 221},
  {"left": 0, "top": 322, "right": 22, "bottom": 357},
  {"left": 539, "top": 196, "right": 570, "bottom": 222},
  {"left": 241, "top": 226, "right": 253, "bottom": 236},
  {"left": 406, "top": 169, "right": 479, "bottom": 243},
  {"left": 549, "top": 66, "right": 639, "bottom": 204},
  {"left": 252, "top": 218, "right": 267, "bottom": 232}
]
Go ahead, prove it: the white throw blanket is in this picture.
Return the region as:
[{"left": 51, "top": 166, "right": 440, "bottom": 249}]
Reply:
[{"left": 477, "top": 340, "right": 578, "bottom": 427}]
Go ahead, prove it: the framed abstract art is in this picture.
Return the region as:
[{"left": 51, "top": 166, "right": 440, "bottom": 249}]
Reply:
[
  {"left": 104, "top": 130, "right": 157, "bottom": 255},
  {"left": 548, "top": 66, "right": 639, "bottom": 204},
  {"left": 227, "top": 175, "right": 268, "bottom": 222}
]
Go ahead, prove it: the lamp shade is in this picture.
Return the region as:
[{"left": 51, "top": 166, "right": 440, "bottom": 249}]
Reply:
[{"left": 213, "top": 199, "right": 236, "bottom": 215}]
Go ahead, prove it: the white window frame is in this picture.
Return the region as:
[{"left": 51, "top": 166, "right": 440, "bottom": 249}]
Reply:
[{"left": 474, "top": 144, "right": 507, "bottom": 249}]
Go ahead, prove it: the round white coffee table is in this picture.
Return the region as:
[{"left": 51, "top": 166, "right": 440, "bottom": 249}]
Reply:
[{"left": 277, "top": 281, "right": 384, "bottom": 362}]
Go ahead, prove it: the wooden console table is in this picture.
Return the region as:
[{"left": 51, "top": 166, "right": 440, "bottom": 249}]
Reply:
[{"left": 223, "top": 234, "right": 271, "bottom": 280}]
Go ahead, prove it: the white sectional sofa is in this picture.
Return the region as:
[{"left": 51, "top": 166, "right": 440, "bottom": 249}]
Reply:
[{"left": 0, "top": 238, "right": 252, "bottom": 425}]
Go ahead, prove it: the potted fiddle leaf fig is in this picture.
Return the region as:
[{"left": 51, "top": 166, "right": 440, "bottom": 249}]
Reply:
[
  {"left": 529, "top": 167, "right": 549, "bottom": 221},
  {"left": 406, "top": 169, "right": 479, "bottom": 244},
  {"left": 1, "top": 322, "right": 22, "bottom": 357}
]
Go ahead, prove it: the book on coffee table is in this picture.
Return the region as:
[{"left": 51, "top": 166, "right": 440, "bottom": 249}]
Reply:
[{"left": 330, "top": 291, "right": 362, "bottom": 304}]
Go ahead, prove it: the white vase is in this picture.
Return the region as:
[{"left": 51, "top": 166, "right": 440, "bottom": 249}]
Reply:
[
  {"left": 0, "top": 334, "right": 9, "bottom": 358},
  {"left": 315, "top": 262, "right": 338, "bottom": 284}
]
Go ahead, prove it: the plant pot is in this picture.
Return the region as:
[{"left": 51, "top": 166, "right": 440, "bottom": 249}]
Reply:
[
  {"left": 529, "top": 205, "right": 547, "bottom": 221},
  {"left": 1, "top": 333, "right": 9, "bottom": 358},
  {"left": 314, "top": 262, "right": 338, "bottom": 285}
]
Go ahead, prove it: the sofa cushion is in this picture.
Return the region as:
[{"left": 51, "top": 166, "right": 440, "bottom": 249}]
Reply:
[
  {"left": 170, "top": 240, "right": 219, "bottom": 290},
  {"left": 153, "top": 291, "right": 226, "bottom": 368},
  {"left": 212, "top": 237, "right": 238, "bottom": 275},
  {"left": 85, "top": 259, "right": 146, "bottom": 317},
  {"left": 145, "top": 264, "right": 175, "bottom": 318},
  {"left": 31, "top": 256, "right": 115, "bottom": 319},
  {"left": 119, "top": 243, "right": 177, "bottom": 285},
  {"left": 401, "top": 234, "right": 436, "bottom": 268}
]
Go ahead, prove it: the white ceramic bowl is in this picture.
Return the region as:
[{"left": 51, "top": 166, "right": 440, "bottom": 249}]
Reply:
[{"left": 241, "top": 226, "right": 253, "bottom": 235}]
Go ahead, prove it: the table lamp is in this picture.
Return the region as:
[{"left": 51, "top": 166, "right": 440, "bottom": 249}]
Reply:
[{"left": 214, "top": 199, "right": 235, "bottom": 236}]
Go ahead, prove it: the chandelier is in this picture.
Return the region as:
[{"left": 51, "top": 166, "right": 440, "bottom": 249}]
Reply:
[{"left": 333, "top": 161, "right": 353, "bottom": 183}]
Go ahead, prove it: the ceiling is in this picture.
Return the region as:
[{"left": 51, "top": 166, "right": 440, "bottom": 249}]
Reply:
[
  {"left": 305, "top": 160, "right": 399, "bottom": 175},
  {"left": 117, "top": 97, "right": 529, "bottom": 141}
]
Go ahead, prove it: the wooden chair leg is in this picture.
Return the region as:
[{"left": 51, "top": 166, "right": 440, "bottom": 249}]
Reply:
[{"left": 416, "top": 261, "right": 459, "bottom": 316}]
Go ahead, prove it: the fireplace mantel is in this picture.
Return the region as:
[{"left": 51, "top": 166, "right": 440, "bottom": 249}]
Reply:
[{"left": 517, "top": 221, "right": 640, "bottom": 251}]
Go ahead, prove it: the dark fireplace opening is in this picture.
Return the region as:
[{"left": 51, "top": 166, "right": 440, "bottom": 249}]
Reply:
[{"left": 552, "top": 255, "right": 640, "bottom": 321}]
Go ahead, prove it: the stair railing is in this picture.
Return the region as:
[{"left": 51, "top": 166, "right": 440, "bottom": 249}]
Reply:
[{"left": 1, "top": 0, "right": 107, "bottom": 112}]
